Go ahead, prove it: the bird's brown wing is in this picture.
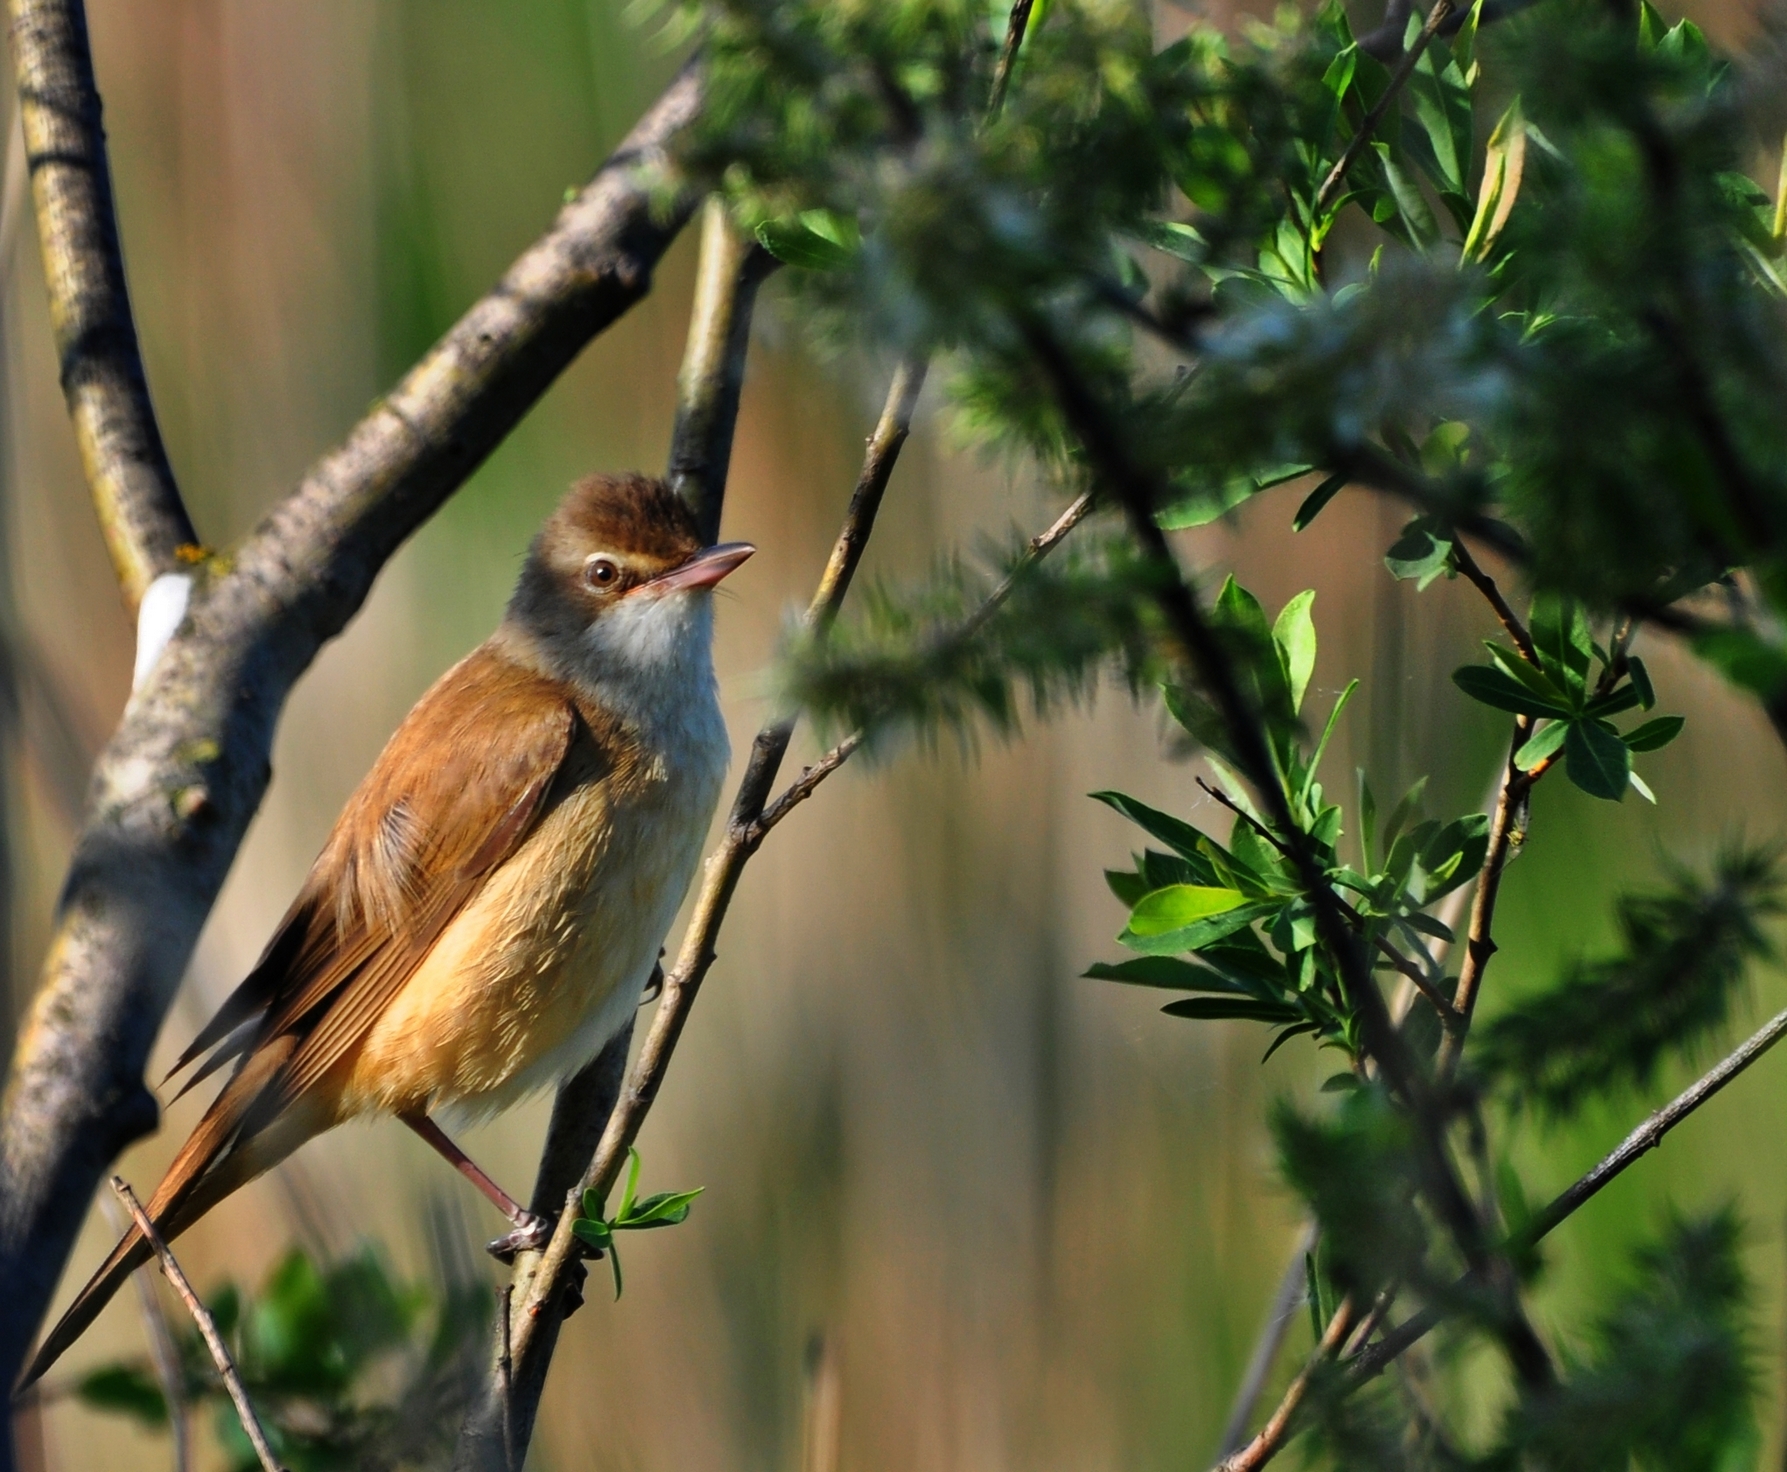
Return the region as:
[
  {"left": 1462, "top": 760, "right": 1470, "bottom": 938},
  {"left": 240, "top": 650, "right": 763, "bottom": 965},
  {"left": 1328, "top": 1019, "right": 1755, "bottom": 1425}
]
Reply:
[{"left": 18, "top": 645, "right": 583, "bottom": 1392}]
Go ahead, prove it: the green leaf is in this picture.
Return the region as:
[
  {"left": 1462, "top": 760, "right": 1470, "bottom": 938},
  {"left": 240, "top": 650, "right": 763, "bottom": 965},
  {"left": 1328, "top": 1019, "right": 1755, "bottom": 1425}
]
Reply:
[
  {"left": 1623, "top": 715, "right": 1685, "bottom": 752},
  {"left": 754, "top": 210, "right": 860, "bottom": 270},
  {"left": 1321, "top": 1071, "right": 1362, "bottom": 1092},
  {"left": 1302, "top": 680, "right": 1359, "bottom": 804},
  {"left": 1385, "top": 517, "right": 1454, "bottom": 588},
  {"left": 1358, "top": 772, "right": 1378, "bottom": 868},
  {"left": 1530, "top": 594, "right": 1593, "bottom": 689},
  {"left": 1273, "top": 591, "right": 1318, "bottom": 714},
  {"left": 1292, "top": 472, "right": 1346, "bottom": 531},
  {"left": 1126, "top": 884, "right": 1248, "bottom": 936},
  {"left": 1583, "top": 685, "right": 1642, "bottom": 719},
  {"left": 1085, "top": 957, "right": 1249, "bottom": 993},
  {"left": 1380, "top": 776, "right": 1427, "bottom": 857},
  {"left": 1453, "top": 665, "right": 1572, "bottom": 718},
  {"left": 1105, "top": 868, "right": 1149, "bottom": 906},
  {"left": 1628, "top": 655, "right": 1657, "bottom": 709},
  {"left": 619, "top": 1146, "right": 643, "bottom": 1221},
  {"left": 76, "top": 1365, "right": 168, "bottom": 1426},
  {"left": 1119, "top": 900, "right": 1279, "bottom": 956},
  {"left": 572, "top": 1216, "right": 613, "bottom": 1251},
  {"left": 1090, "top": 791, "right": 1210, "bottom": 863},
  {"left": 1515, "top": 719, "right": 1568, "bottom": 771},
  {"left": 1160, "top": 996, "right": 1303, "bottom": 1022},
  {"left": 1463, "top": 98, "right": 1526, "bottom": 261},
  {"left": 1629, "top": 770, "right": 1658, "bottom": 803},
  {"left": 621, "top": 1188, "right": 704, "bottom": 1228},
  {"left": 1416, "top": 813, "right": 1490, "bottom": 901},
  {"left": 1565, "top": 719, "right": 1631, "bottom": 800},
  {"left": 1485, "top": 642, "right": 1576, "bottom": 710}
]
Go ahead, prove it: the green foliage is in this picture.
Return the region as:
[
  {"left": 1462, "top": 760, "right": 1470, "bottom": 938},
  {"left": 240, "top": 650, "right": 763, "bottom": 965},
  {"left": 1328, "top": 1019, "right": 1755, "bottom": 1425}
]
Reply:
[
  {"left": 1450, "top": 596, "right": 1680, "bottom": 802},
  {"left": 1090, "top": 581, "right": 1487, "bottom": 1060},
  {"left": 689, "top": 0, "right": 1787, "bottom": 1461},
  {"left": 1476, "top": 846, "right": 1784, "bottom": 1114},
  {"left": 571, "top": 1147, "right": 704, "bottom": 1300},
  {"left": 76, "top": 1245, "right": 487, "bottom": 1472},
  {"left": 1500, "top": 1212, "right": 1757, "bottom": 1471},
  {"left": 780, "top": 526, "right": 1164, "bottom": 741}
]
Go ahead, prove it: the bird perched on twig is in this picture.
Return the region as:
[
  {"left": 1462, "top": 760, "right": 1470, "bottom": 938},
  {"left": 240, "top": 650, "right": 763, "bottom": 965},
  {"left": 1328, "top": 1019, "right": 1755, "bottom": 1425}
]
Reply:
[{"left": 19, "top": 473, "right": 753, "bottom": 1390}]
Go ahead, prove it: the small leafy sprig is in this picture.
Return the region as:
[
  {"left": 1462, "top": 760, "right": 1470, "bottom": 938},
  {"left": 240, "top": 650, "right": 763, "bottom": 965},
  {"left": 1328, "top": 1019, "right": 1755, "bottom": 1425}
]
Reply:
[
  {"left": 1089, "top": 579, "right": 1486, "bottom": 1059},
  {"left": 569, "top": 1148, "right": 704, "bottom": 1301},
  {"left": 1451, "top": 594, "right": 1682, "bottom": 801}
]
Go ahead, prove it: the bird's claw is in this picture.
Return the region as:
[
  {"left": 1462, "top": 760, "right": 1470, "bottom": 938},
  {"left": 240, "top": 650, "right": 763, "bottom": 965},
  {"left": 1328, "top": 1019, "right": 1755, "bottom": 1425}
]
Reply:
[{"left": 485, "top": 1211, "right": 554, "bottom": 1263}]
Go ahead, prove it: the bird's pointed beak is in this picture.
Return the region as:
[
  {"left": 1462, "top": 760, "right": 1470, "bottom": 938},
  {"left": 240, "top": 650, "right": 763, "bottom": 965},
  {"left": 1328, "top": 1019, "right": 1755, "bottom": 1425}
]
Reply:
[{"left": 642, "top": 541, "right": 756, "bottom": 595}]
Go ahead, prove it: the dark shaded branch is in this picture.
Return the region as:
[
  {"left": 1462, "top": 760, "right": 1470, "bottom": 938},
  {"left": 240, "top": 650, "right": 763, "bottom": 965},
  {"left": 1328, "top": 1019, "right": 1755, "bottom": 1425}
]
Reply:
[
  {"left": 8, "top": 0, "right": 197, "bottom": 611},
  {"left": 1315, "top": 0, "right": 1455, "bottom": 217},
  {"left": 1349, "top": 1000, "right": 1787, "bottom": 1385},
  {"left": 0, "top": 60, "right": 705, "bottom": 1401},
  {"left": 1019, "top": 317, "right": 1553, "bottom": 1393}
]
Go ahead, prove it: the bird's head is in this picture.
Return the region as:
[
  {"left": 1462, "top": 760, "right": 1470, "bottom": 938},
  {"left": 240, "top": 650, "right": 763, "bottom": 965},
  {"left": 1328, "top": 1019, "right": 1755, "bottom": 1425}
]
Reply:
[{"left": 503, "top": 472, "right": 754, "bottom": 717}]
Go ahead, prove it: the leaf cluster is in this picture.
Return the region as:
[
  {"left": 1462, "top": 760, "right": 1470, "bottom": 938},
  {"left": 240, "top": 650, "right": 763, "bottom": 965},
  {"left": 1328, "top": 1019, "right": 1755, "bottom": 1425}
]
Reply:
[
  {"left": 1475, "top": 845, "right": 1783, "bottom": 1114},
  {"left": 570, "top": 1147, "right": 704, "bottom": 1300},
  {"left": 76, "top": 1247, "right": 485, "bottom": 1472},
  {"left": 779, "top": 521, "right": 1164, "bottom": 742}
]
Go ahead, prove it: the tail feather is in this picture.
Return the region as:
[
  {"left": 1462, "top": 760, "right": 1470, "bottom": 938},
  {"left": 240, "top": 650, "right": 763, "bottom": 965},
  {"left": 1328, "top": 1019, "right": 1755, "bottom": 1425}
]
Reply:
[{"left": 14, "top": 1038, "right": 308, "bottom": 1395}]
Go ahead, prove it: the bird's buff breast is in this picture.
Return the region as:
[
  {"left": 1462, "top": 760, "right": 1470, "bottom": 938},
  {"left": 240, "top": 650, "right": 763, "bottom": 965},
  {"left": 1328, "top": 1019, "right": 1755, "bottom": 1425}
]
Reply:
[{"left": 338, "top": 749, "right": 721, "bottom": 1122}]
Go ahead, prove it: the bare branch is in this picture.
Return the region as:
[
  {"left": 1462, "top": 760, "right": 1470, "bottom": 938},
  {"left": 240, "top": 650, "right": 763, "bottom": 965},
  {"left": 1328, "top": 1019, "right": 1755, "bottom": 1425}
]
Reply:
[
  {"left": 99, "top": 1195, "right": 190, "bottom": 1472},
  {"left": 1217, "top": 1295, "right": 1360, "bottom": 1472},
  {"left": 1448, "top": 539, "right": 1537, "bottom": 667},
  {"left": 1315, "top": 1, "right": 1456, "bottom": 218},
  {"left": 8, "top": 0, "right": 197, "bottom": 611},
  {"left": 110, "top": 1178, "right": 284, "bottom": 1472},
  {"left": 0, "top": 59, "right": 707, "bottom": 1393},
  {"left": 668, "top": 200, "right": 778, "bottom": 542},
  {"left": 1218, "top": 1221, "right": 1318, "bottom": 1459}
]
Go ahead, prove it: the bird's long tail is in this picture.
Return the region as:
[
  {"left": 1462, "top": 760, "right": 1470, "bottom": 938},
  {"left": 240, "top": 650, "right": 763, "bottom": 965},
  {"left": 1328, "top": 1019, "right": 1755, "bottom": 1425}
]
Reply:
[{"left": 15, "top": 1040, "right": 314, "bottom": 1393}]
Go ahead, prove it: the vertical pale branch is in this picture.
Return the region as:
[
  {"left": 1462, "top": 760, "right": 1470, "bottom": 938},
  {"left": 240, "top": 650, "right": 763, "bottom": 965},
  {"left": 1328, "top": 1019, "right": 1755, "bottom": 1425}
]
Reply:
[
  {"left": 7, "top": 0, "right": 196, "bottom": 611},
  {"left": 668, "top": 199, "right": 777, "bottom": 542}
]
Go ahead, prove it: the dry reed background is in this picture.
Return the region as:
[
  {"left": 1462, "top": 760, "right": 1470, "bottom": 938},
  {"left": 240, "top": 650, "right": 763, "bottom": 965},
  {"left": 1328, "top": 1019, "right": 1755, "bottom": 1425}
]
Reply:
[{"left": 5, "top": 0, "right": 1787, "bottom": 1467}]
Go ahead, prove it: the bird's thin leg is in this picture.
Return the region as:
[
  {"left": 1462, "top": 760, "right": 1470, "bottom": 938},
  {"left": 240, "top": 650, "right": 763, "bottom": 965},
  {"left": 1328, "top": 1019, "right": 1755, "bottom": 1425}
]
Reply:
[{"left": 399, "top": 1112, "right": 552, "bottom": 1258}]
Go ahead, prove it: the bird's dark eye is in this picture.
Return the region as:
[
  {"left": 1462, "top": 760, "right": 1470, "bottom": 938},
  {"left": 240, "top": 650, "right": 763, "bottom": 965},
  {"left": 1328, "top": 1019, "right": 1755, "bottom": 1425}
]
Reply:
[{"left": 584, "top": 556, "right": 620, "bottom": 590}]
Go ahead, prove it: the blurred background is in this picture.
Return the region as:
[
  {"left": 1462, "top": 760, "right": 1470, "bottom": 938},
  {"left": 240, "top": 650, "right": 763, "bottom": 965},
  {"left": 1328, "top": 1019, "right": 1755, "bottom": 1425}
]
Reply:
[{"left": 5, "top": 0, "right": 1787, "bottom": 1467}]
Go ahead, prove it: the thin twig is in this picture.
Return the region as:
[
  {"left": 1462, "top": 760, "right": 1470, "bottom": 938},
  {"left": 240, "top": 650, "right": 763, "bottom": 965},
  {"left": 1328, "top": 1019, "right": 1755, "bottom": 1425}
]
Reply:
[
  {"left": 986, "top": 0, "right": 1035, "bottom": 118},
  {"left": 1314, "top": 0, "right": 1457, "bottom": 218},
  {"left": 1448, "top": 539, "right": 1537, "bottom": 666},
  {"left": 1217, "top": 1295, "right": 1359, "bottom": 1472},
  {"left": 8, "top": 0, "right": 197, "bottom": 611},
  {"left": 1349, "top": 1001, "right": 1787, "bottom": 1385},
  {"left": 755, "top": 490, "right": 1094, "bottom": 844},
  {"left": 1218, "top": 1220, "right": 1318, "bottom": 1458},
  {"left": 110, "top": 1179, "right": 284, "bottom": 1472},
  {"left": 100, "top": 1196, "right": 190, "bottom": 1472},
  {"left": 497, "top": 1286, "right": 514, "bottom": 1472}
]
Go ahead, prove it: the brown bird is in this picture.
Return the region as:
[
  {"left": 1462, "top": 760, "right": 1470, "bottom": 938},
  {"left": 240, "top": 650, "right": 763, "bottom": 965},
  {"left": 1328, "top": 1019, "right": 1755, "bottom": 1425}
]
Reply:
[{"left": 19, "top": 472, "right": 753, "bottom": 1390}]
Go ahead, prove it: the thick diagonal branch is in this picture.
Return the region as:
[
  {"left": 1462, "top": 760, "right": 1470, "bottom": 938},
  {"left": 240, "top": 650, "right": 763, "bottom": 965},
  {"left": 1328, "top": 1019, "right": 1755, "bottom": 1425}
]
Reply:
[
  {"left": 0, "top": 60, "right": 705, "bottom": 1404},
  {"left": 8, "top": 0, "right": 196, "bottom": 610}
]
